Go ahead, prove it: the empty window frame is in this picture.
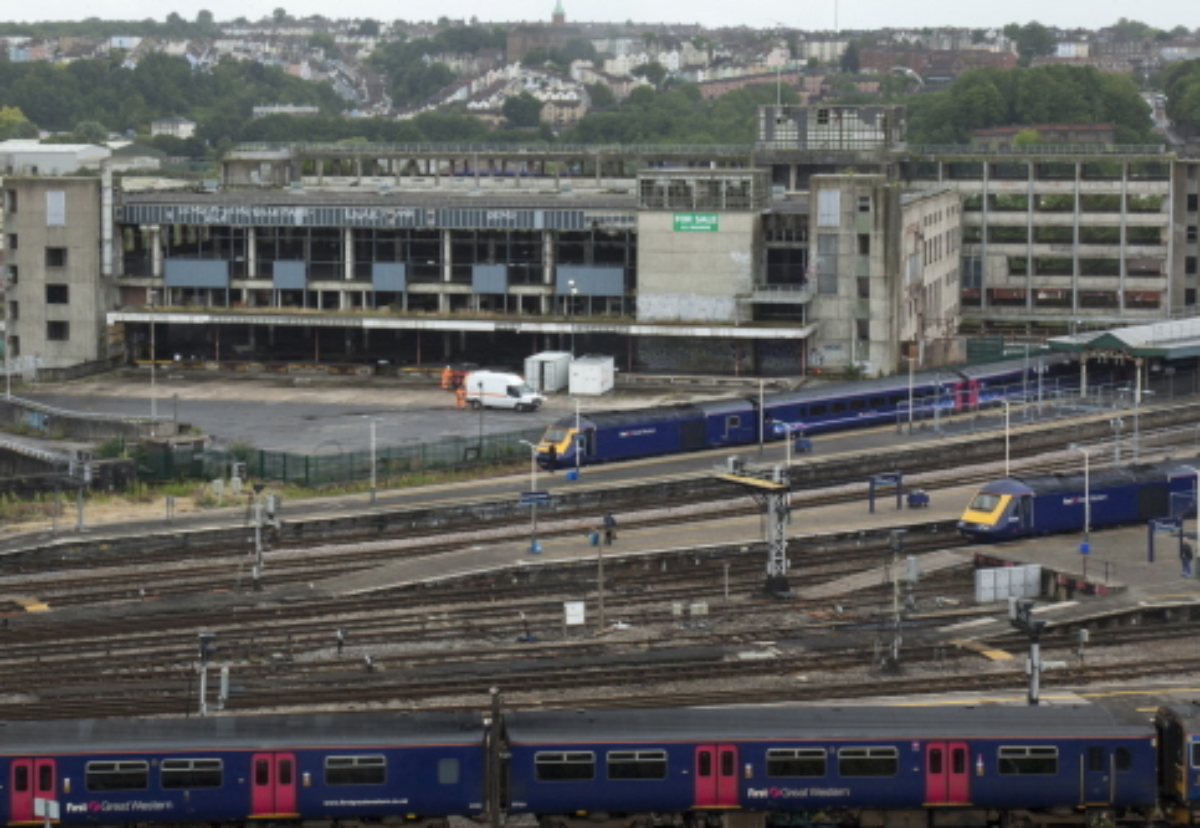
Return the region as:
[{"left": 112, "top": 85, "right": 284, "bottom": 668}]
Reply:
[
  {"left": 46, "top": 284, "right": 69, "bottom": 304},
  {"left": 86, "top": 761, "right": 149, "bottom": 791},
  {"left": 726, "top": 415, "right": 741, "bottom": 429},
  {"left": 535, "top": 751, "right": 595, "bottom": 781},
  {"left": 998, "top": 746, "right": 1058, "bottom": 775},
  {"left": 1190, "top": 743, "right": 1200, "bottom": 769},
  {"left": 830, "top": 402, "right": 846, "bottom": 414},
  {"left": 47, "top": 321, "right": 69, "bottom": 341},
  {"left": 849, "top": 399, "right": 866, "bottom": 411},
  {"left": 46, "top": 247, "right": 67, "bottom": 267},
  {"left": 607, "top": 750, "right": 667, "bottom": 780},
  {"left": 161, "top": 759, "right": 223, "bottom": 789},
  {"left": 767, "top": 748, "right": 827, "bottom": 777},
  {"left": 325, "top": 755, "right": 386, "bottom": 786},
  {"left": 809, "top": 404, "right": 828, "bottom": 416},
  {"left": 838, "top": 747, "right": 898, "bottom": 777}
]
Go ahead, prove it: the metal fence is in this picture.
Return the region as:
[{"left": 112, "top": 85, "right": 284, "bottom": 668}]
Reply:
[{"left": 140, "top": 425, "right": 546, "bottom": 486}]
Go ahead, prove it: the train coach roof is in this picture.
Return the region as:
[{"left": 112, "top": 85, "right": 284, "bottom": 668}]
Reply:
[
  {"left": 762, "top": 369, "right": 953, "bottom": 408},
  {"left": 976, "top": 478, "right": 1035, "bottom": 495},
  {"left": 557, "top": 405, "right": 704, "bottom": 428},
  {"left": 957, "top": 353, "right": 1070, "bottom": 380},
  {"left": 0, "top": 712, "right": 485, "bottom": 754},
  {"left": 1016, "top": 457, "right": 1200, "bottom": 495},
  {"left": 504, "top": 703, "right": 1150, "bottom": 743}
]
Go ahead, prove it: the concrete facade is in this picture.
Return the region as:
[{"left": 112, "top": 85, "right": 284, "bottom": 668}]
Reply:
[
  {"left": 636, "top": 210, "right": 758, "bottom": 323},
  {"left": 3, "top": 106, "right": 1199, "bottom": 380},
  {"left": 3, "top": 177, "right": 113, "bottom": 369}
]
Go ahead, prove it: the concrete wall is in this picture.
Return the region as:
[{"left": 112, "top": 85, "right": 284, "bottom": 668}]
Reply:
[
  {"left": 636, "top": 212, "right": 759, "bottom": 323},
  {"left": 4, "top": 177, "right": 112, "bottom": 369},
  {"left": 0, "top": 396, "right": 179, "bottom": 440}
]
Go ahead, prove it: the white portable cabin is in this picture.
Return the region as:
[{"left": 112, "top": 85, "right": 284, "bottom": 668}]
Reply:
[
  {"left": 524, "top": 351, "right": 573, "bottom": 393},
  {"left": 568, "top": 355, "right": 615, "bottom": 396}
]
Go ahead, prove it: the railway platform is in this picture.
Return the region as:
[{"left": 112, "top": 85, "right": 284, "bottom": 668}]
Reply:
[{"left": 312, "top": 483, "right": 980, "bottom": 597}]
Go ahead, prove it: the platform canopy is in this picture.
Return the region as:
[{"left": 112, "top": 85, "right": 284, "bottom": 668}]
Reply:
[{"left": 1048, "top": 316, "right": 1200, "bottom": 361}]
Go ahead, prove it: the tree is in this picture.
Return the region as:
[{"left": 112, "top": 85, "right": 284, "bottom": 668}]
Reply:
[
  {"left": 1012, "top": 128, "right": 1041, "bottom": 146},
  {"left": 272, "top": 7, "right": 287, "bottom": 23},
  {"left": 72, "top": 120, "right": 108, "bottom": 143},
  {"left": 355, "top": 18, "right": 380, "bottom": 37},
  {"left": 0, "top": 106, "right": 38, "bottom": 140},
  {"left": 502, "top": 92, "right": 543, "bottom": 128},
  {"left": 586, "top": 82, "right": 615, "bottom": 109},
  {"left": 1006, "top": 21, "right": 1057, "bottom": 66},
  {"left": 840, "top": 41, "right": 860, "bottom": 73},
  {"left": 308, "top": 32, "right": 338, "bottom": 58},
  {"left": 632, "top": 61, "right": 667, "bottom": 88}
]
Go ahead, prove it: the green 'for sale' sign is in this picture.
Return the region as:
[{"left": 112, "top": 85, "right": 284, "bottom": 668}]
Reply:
[{"left": 673, "top": 213, "right": 719, "bottom": 232}]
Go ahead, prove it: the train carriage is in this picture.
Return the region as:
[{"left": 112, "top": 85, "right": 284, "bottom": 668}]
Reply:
[
  {"left": 504, "top": 704, "right": 1156, "bottom": 828},
  {"left": 959, "top": 458, "right": 1200, "bottom": 542},
  {"left": 1, "top": 713, "right": 486, "bottom": 826}
]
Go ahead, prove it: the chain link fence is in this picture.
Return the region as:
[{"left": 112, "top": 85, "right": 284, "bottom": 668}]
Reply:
[{"left": 139, "top": 426, "right": 546, "bottom": 486}]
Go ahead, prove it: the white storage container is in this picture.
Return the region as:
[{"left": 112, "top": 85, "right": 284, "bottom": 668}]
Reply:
[
  {"left": 568, "top": 355, "right": 615, "bottom": 396},
  {"left": 524, "top": 351, "right": 573, "bottom": 393}
]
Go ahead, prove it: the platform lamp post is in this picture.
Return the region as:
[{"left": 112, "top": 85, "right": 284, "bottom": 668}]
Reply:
[
  {"left": 1068, "top": 444, "right": 1092, "bottom": 557},
  {"left": 1001, "top": 399, "right": 1011, "bottom": 478},
  {"left": 149, "top": 289, "right": 158, "bottom": 435},
  {"left": 901, "top": 354, "right": 917, "bottom": 434},
  {"left": 519, "top": 440, "right": 541, "bottom": 554},
  {"left": 2, "top": 270, "right": 10, "bottom": 400},
  {"left": 567, "top": 279, "right": 578, "bottom": 355},
  {"left": 364, "top": 416, "right": 378, "bottom": 505}
]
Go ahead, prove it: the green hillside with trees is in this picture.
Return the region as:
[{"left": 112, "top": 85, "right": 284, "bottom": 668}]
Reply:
[
  {"left": 0, "top": 52, "right": 345, "bottom": 152},
  {"left": 905, "top": 65, "right": 1156, "bottom": 145}
]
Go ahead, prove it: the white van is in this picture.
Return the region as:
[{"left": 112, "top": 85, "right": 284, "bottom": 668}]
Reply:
[{"left": 462, "top": 370, "right": 545, "bottom": 412}]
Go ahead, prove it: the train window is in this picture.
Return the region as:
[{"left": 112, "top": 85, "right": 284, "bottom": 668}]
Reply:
[
  {"left": 727, "top": 416, "right": 741, "bottom": 429},
  {"left": 952, "top": 748, "right": 966, "bottom": 775},
  {"left": 721, "top": 751, "right": 735, "bottom": 776},
  {"left": 279, "top": 759, "right": 294, "bottom": 786},
  {"left": 766, "top": 748, "right": 826, "bottom": 777},
  {"left": 699, "top": 751, "right": 712, "bottom": 776},
  {"left": 37, "top": 765, "right": 52, "bottom": 792},
  {"left": 869, "top": 397, "right": 885, "bottom": 408},
  {"left": 998, "top": 747, "right": 1058, "bottom": 775},
  {"left": 1190, "top": 744, "right": 1200, "bottom": 768},
  {"left": 14, "top": 766, "right": 28, "bottom": 792},
  {"left": 437, "top": 759, "right": 460, "bottom": 785},
  {"left": 161, "top": 759, "right": 223, "bottom": 789},
  {"left": 1115, "top": 748, "right": 1132, "bottom": 772},
  {"left": 325, "top": 756, "right": 386, "bottom": 786},
  {"left": 849, "top": 399, "right": 866, "bottom": 411},
  {"left": 86, "top": 761, "right": 149, "bottom": 791},
  {"left": 969, "top": 493, "right": 1001, "bottom": 512},
  {"left": 838, "top": 748, "right": 897, "bottom": 777},
  {"left": 607, "top": 751, "right": 667, "bottom": 780},
  {"left": 1088, "top": 747, "right": 1104, "bottom": 772},
  {"left": 255, "top": 759, "right": 269, "bottom": 786},
  {"left": 830, "top": 402, "right": 846, "bottom": 414},
  {"left": 535, "top": 752, "right": 595, "bottom": 781},
  {"left": 928, "top": 749, "right": 943, "bottom": 774},
  {"left": 810, "top": 405, "right": 827, "bottom": 416}
]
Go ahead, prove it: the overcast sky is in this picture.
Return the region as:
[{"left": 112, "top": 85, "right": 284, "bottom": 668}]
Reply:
[{"left": 9, "top": 0, "right": 1195, "bottom": 34}]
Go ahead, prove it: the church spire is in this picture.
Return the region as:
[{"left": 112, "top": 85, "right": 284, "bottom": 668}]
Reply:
[{"left": 551, "top": 0, "right": 565, "bottom": 25}]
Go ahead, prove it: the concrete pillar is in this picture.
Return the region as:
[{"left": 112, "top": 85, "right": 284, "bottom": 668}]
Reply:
[
  {"left": 440, "top": 229, "right": 452, "bottom": 313},
  {"left": 318, "top": 159, "right": 325, "bottom": 186},
  {"left": 247, "top": 227, "right": 257, "bottom": 279},
  {"left": 1080, "top": 354, "right": 1088, "bottom": 398},
  {"left": 150, "top": 225, "right": 163, "bottom": 279},
  {"left": 1025, "top": 159, "right": 1034, "bottom": 312},
  {"left": 1072, "top": 161, "right": 1082, "bottom": 314},
  {"left": 1119, "top": 162, "right": 1129, "bottom": 313},
  {"left": 542, "top": 229, "right": 555, "bottom": 315},
  {"left": 355, "top": 158, "right": 363, "bottom": 186},
  {"left": 344, "top": 228, "right": 354, "bottom": 281}
]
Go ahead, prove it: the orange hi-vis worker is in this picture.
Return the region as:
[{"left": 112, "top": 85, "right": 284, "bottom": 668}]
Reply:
[
  {"left": 441, "top": 366, "right": 454, "bottom": 390},
  {"left": 456, "top": 386, "right": 467, "bottom": 409}
]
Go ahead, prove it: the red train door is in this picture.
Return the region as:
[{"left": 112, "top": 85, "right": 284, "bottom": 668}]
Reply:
[
  {"left": 250, "top": 753, "right": 297, "bottom": 818},
  {"left": 10, "top": 759, "right": 56, "bottom": 824},
  {"left": 925, "top": 742, "right": 969, "bottom": 804},
  {"left": 694, "top": 745, "right": 738, "bottom": 808}
]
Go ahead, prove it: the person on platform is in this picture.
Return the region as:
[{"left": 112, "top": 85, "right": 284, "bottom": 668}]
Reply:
[
  {"left": 1182, "top": 538, "right": 1195, "bottom": 578},
  {"left": 603, "top": 512, "right": 617, "bottom": 545}
]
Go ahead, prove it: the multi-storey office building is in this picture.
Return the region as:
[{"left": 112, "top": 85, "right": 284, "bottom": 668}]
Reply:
[{"left": 2, "top": 105, "right": 1197, "bottom": 378}]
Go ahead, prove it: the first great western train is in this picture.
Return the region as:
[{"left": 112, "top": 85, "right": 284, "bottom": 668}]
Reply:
[{"left": 8, "top": 698, "right": 1200, "bottom": 827}]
